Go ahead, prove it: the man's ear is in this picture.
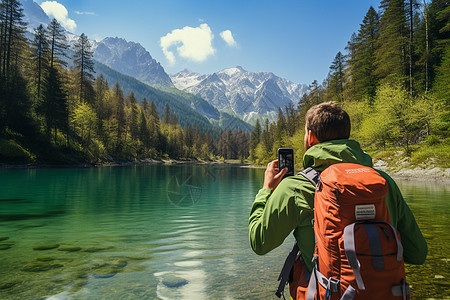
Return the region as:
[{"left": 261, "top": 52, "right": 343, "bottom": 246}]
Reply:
[{"left": 307, "top": 130, "right": 320, "bottom": 148}]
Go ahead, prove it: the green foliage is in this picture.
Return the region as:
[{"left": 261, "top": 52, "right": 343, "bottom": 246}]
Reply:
[
  {"left": 374, "top": 0, "right": 409, "bottom": 86},
  {"left": 247, "top": 0, "right": 447, "bottom": 169},
  {"left": 94, "top": 61, "right": 216, "bottom": 133},
  {"left": 73, "top": 33, "right": 95, "bottom": 103},
  {"left": 0, "top": 138, "right": 33, "bottom": 161}
]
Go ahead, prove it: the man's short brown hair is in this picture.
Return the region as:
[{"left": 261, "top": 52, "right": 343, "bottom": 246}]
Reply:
[{"left": 305, "top": 101, "right": 351, "bottom": 142}]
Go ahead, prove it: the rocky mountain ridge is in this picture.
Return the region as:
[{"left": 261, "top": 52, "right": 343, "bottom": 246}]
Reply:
[{"left": 171, "top": 67, "right": 308, "bottom": 123}]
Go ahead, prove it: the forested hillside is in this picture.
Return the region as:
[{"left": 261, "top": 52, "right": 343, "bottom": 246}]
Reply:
[
  {"left": 249, "top": 0, "right": 449, "bottom": 171},
  {"left": 0, "top": 0, "right": 250, "bottom": 164}
]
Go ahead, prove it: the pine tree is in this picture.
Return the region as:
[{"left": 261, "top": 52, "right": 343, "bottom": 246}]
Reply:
[
  {"left": 163, "top": 103, "right": 170, "bottom": 124},
  {"left": 46, "top": 18, "right": 68, "bottom": 69},
  {"left": 171, "top": 113, "right": 178, "bottom": 126},
  {"left": 415, "top": 0, "right": 449, "bottom": 91},
  {"left": 30, "top": 24, "right": 49, "bottom": 101},
  {"left": 431, "top": 2, "right": 450, "bottom": 103},
  {"left": 374, "top": 0, "right": 409, "bottom": 85},
  {"left": 0, "top": 0, "right": 27, "bottom": 81},
  {"left": 112, "top": 83, "right": 126, "bottom": 151},
  {"left": 40, "top": 67, "right": 68, "bottom": 141},
  {"left": 126, "top": 92, "right": 139, "bottom": 140},
  {"left": 406, "top": 0, "right": 421, "bottom": 94},
  {"left": 138, "top": 109, "right": 150, "bottom": 149},
  {"left": 326, "top": 51, "right": 345, "bottom": 102},
  {"left": 94, "top": 74, "right": 111, "bottom": 120},
  {"left": 3, "top": 66, "right": 35, "bottom": 135},
  {"left": 73, "top": 33, "right": 95, "bottom": 103},
  {"left": 346, "top": 7, "right": 380, "bottom": 101}
]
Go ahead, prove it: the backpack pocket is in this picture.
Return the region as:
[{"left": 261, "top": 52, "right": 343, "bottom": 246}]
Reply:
[{"left": 339, "top": 221, "right": 409, "bottom": 299}]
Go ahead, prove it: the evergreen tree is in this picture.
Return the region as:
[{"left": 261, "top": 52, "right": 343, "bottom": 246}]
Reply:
[
  {"left": 138, "top": 109, "right": 150, "bottom": 149},
  {"left": 0, "top": 0, "right": 27, "bottom": 81},
  {"left": 326, "top": 51, "right": 345, "bottom": 102},
  {"left": 431, "top": 2, "right": 450, "bottom": 106},
  {"left": 94, "top": 74, "right": 111, "bottom": 120},
  {"left": 285, "top": 103, "right": 297, "bottom": 137},
  {"left": 346, "top": 7, "right": 380, "bottom": 101},
  {"left": 30, "top": 24, "right": 49, "bottom": 101},
  {"left": 163, "top": 103, "right": 170, "bottom": 124},
  {"left": 3, "top": 67, "right": 35, "bottom": 135},
  {"left": 141, "top": 98, "right": 149, "bottom": 115},
  {"left": 112, "top": 83, "right": 126, "bottom": 151},
  {"left": 171, "top": 113, "right": 178, "bottom": 126},
  {"left": 375, "top": 0, "right": 409, "bottom": 85},
  {"left": 149, "top": 100, "right": 160, "bottom": 120},
  {"left": 415, "top": 0, "right": 449, "bottom": 91},
  {"left": 406, "top": 0, "right": 421, "bottom": 94},
  {"left": 73, "top": 33, "right": 95, "bottom": 103},
  {"left": 46, "top": 18, "right": 68, "bottom": 69},
  {"left": 184, "top": 125, "right": 194, "bottom": 157},
  {"left": 250, "top": 118, "right": 261, "bottom": 153},
  {"left": 126, "top": 92, "right": 139, "bottom": 140},
  {"left": 40, "top": 66, "right": 68, "bottom": 141}
]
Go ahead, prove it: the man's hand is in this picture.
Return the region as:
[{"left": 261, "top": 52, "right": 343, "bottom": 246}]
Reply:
[{"left": 263, "top": 159, "right": 288, "bottom": 191}]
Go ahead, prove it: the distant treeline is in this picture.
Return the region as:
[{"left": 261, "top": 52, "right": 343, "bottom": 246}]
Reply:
[
  {"left": 250, "top": 0, "right": 449, "bottom": 168},
  {"left": 0, "top": 0, "right": 249, "bottom": 163}
]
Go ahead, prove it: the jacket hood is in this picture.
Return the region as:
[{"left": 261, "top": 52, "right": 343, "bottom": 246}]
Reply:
[{"left": 302, "top": 139, "right": 373, "bottom": 172}]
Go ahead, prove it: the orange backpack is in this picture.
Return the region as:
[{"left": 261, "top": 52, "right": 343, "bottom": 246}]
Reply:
[{"left": 277, "top": 163, "right": 410, "bottom": 300}]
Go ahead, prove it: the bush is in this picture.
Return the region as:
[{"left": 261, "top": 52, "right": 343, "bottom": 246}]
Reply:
[
  {"left": 0, "top": 139, "right": 34, "bottom": 162},
  {"left": 425, "top": 135, "right": 440, "bottom": 146}
]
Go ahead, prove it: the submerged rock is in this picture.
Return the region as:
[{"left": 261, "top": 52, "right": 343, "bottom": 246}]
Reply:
[
  {"left": 58, "top": 246, "right": 82, "bottom": 252},
  {"left": 111, "top": 259, "right": 128, "bottom": 268},
  {"left": 93, "top": 273, "right": 116, "bottom": 279},
  {"left": 84, "top": 246, "right": 114, "bottom": 253},
  {"left": 0, "top": 281, "right": 17, "bottom": 289},
  {"left": 33, "top": 244, "right": 60, "bottom": 250},
  {"left": 162, "top": 275, "right": 189, "bottom": 288},
  {"left": 22, "top": 261, "right": 63, "bottom": 272},
  {"left": 37, "top": 257, "right": 55, "bottom": 262},
  {"left": 0, "top": 241, "right": 15, "bottom": 250}
]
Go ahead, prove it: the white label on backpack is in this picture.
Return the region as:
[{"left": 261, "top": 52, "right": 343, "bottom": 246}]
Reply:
[{"left": 355, "top": 204, "right": 376, "bottom": 220}]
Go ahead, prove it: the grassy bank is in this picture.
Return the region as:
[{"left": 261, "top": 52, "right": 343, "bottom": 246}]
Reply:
[{"left": 366, "top": 139, "right": 450, "bottom": 180}]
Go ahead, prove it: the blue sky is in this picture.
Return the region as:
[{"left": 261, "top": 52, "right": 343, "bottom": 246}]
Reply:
[{"left": 36, "top": 0, "right": 382, "bottom": 85}]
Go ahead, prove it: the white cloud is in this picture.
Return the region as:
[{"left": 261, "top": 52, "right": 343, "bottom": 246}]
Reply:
[
  {"left": 220, "top": 30, "right": 237, "bottom": 47},
  {"left": 40, "top": 1, "right": 77, "bottom": 32},
  {"left": 74, "top": 11, "right": 96, "bottom": 16},
  {"left": 160, "top": 23, "right": 215, "bottom": 65}
]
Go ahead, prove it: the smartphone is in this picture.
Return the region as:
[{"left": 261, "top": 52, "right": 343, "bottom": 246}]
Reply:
[{"left": 278, "top": 148, "right": 294, "bottom": 178}]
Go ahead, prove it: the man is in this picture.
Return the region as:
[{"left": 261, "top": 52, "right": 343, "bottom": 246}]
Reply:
[{"left": 248, "top": 101, "right": 427, "bottom": 289}]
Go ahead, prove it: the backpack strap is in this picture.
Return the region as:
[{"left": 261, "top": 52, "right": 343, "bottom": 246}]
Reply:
[
  {"left": 276, "top": 243, "right": 300, "bottom": 298},
  {"left": 343, "top": 223, "right": 366, "bottom": 290},
  {"left": 297, "top": 167, "right": 320, "bottom": 188}
]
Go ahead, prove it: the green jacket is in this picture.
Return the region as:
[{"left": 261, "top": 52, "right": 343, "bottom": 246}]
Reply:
[{"left": 249, "top": 139, "right": 427, "bottom": 272}]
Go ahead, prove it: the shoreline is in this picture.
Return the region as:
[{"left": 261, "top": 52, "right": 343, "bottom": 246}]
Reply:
[
  {"left": 1, "top": 159, "right": 448, "bottom": 183},
  {"left": 0, "top": 159, "right": 249, "bottom": 169}
]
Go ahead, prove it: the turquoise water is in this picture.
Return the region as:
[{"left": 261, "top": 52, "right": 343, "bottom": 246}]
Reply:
[{"left": 0, "top": 165, "right": 448, "bottom": 299}]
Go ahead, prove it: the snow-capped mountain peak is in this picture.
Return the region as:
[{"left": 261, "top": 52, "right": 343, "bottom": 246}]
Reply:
[
  {"left": 218, "top": 66, "right": 246, "bottom": 77},
  {"left": 171, "top": 67, "right": 308, "bottom": 123},
  {"left": 93, "top": 37, "right": 173, "bottom": 87}
]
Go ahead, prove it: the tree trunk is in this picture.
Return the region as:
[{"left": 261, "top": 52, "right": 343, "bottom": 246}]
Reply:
[
  {"left": 409, "top": 0, "right": 413, "bottom": 95},
  {"left": 423, "top": 0, "right": 429, "bottom": 92}
]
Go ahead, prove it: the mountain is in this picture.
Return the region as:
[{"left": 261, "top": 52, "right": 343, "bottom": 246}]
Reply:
[
  {"left": 94, "top": 61, "right": 216, "bottom": 131},
  {"left": 21, "top": 0, "right": 50, "bottom": 30},
  {"left": 93, "top": 37, "right": 173, "bottom": 87},
  {"left": 171, "top": 66, "right": 308, "bottom": 124},
  {"left": 20, "top": 1, "right": 252, "bottom": 132},
  {"left": 94, "top": 62, "right": 254, "bottom": 132}
]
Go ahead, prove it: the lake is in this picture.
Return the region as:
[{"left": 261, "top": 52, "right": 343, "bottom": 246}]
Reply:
[{"left": 0, "top": 164, "right": 448, "bottom": 299}]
